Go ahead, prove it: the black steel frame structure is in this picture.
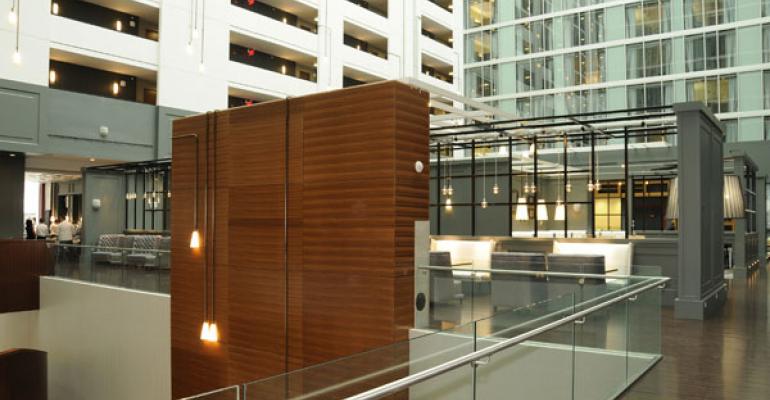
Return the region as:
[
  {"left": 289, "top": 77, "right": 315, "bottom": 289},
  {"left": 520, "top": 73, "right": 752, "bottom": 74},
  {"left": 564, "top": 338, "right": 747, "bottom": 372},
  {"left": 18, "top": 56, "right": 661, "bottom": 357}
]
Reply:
[
  {"left": 429, "top": 106, "right": 680, "bottom": 239},
  {"left": 86, "top": 158, "right": 172, "bottom": 232}
]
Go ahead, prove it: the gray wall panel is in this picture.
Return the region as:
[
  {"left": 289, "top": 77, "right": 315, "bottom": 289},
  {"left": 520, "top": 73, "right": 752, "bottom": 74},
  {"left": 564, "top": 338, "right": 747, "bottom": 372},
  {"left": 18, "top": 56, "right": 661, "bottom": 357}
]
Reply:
[
  {"left": 82, "top": 171, "right": 125, "bottom": 246},
  {"left": 0, "top": 88, "right": 39, "bottom": 144},
  {"left": 0, "top": 152, "right": 25, "bottom": 238}
]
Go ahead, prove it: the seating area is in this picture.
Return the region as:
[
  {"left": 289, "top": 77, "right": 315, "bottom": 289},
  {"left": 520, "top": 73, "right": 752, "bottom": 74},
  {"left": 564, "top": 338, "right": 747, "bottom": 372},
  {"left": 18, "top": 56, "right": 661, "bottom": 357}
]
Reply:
[
  {"left": 92, "top": 234, "right": 170, "bottom": 269},
  {"left": 425, "top": 239, "right": 636, "bottom": 326}
]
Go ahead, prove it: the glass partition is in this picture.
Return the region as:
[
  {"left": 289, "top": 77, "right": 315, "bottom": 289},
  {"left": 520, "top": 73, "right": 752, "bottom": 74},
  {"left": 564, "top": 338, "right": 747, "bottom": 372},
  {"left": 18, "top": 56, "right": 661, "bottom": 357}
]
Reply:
[
  {"left": 47, "top": 243, "right": 170, "bottom": 294},
  {"left": 188, "top": 271, "right": 667, "bottom": 400}
]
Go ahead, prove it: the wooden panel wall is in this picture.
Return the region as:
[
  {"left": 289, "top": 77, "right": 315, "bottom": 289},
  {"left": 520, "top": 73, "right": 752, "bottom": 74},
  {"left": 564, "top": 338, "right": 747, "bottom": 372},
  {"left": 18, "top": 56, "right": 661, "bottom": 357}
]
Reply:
[
  {"left": 0, "top": 349, "right": 47, "bottom": 400},
  {"left": 171, "top": 81, "right": 428, "bottom": 398},
  {"left": 0, "top": 240, "right": 53, "bottom": 313}
]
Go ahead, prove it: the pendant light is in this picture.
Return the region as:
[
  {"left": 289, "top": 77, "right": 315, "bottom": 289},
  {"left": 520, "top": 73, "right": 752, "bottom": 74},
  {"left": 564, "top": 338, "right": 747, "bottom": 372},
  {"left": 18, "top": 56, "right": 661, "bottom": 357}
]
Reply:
[
  {"left": 8, "top": 0, "right": 16, "bottom": 25},
  {"left": 594, "top": 144, "right": 601, "bottom": 191},
  {"left": 481, "top": 155, "right": 488, "bottom": 209},
  {"left": 446, "top": 150, "right": 453, "bottom": 196},
  {"left": 441, "top": 160, "right": 448, "bottom": 196},
  {"left": 199, "top": 111, "right": 220, "bottom": 343},
  {"left": 10, "top": 0, "right": 20, "bottom": 65},
  {"left": 587, "top": 140, "right": 594, "bottom": 192},
  {"left": 555, "top": 137, "right": 566, "bottom": 221},
  {"left": 492, "top": 150, "right": 500, "bottom": 195},
  {"left": 515, "top": 160, "right": 529, "bottom": 220},
  {"left": 554, "top": 201, "right": 565, "bottom": 221},
  {"left": 515, "top": 198, "right": 529, "bottom": 221},
  {"left": 536, "top": 199, "right": 549, "bottom": 221},
  {"left": 566, "top": 137, "right": 572, "bottom": 193}
]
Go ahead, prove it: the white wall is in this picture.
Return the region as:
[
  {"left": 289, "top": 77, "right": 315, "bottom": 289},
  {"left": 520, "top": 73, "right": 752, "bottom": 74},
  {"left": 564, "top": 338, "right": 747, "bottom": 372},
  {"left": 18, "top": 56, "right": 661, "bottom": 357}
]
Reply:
[
  {"left": 0, "top": 277, "right": 171, "bottom": 400},
  {"left": 0, "top": 310, "right": 37, "bottom": 350},
  {"left": 0, "top": 0, "right": 460, "bottom": 114}
]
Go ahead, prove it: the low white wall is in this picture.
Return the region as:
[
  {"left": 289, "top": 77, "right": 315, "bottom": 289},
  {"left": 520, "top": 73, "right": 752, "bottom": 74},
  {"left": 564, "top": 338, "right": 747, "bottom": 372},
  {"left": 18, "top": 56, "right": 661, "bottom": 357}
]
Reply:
[
  {"left": 0, "top": 310, "right": 38, "bottom": 350},
  {"left": 0, "top": 277, "right": 171, "bottom": 400}
]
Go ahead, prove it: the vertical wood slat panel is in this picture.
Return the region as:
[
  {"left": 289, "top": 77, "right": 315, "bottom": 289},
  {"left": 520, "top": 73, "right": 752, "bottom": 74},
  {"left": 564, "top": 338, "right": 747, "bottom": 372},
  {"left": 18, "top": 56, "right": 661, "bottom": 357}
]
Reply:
[{"left": 172, "top": 82, "right": 428, "bottom": 398}]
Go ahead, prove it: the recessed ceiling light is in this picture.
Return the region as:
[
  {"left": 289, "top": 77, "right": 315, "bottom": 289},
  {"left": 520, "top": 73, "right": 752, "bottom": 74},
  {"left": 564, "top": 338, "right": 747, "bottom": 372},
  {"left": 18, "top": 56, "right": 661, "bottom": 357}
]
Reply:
[
  {"left": 9, "top": 153, "right": 16, "bottom": 157},
  {"left": 89, "top": 158, "right": 96, "bottom": 162}
]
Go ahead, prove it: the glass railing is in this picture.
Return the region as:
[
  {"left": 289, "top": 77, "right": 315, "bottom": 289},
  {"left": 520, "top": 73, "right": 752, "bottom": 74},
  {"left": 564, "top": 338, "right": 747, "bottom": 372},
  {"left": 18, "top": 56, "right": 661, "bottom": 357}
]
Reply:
[
  {"left": 416, "top": 263, "right": 663, "bottom": 329},
  {"left": 46, "top": 243, "right": 170, "bottom": 294},
  {"left": 185, "top": 268, "right": 668, "bottom": 399}
]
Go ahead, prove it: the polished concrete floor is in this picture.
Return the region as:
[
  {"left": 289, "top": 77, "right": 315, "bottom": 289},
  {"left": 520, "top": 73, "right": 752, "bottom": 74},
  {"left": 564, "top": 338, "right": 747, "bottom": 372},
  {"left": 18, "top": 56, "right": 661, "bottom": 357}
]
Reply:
[{"left": 620, "top": 263, "right": 770, "bottom": 400}]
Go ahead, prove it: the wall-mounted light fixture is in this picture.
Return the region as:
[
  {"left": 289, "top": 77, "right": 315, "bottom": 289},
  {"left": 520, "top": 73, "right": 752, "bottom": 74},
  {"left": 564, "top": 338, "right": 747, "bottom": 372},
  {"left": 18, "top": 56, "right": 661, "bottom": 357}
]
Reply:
[
  {"left": 10, "top": 0, "right": 20, "bottom": 64},
  {"left": 115, "top": 20, "right": 122, "bottom": 31},
  {"left": 7, "top": 0, "right": 16, "bottom": 25},
  {"left": 51, "top": 2, "right": 59, "bottom": 15},
  {"left": 49, "top": 70, "right": 57, "bottom": 84},
  {"left": 112, "top": 82, "right": 120, "bottom": 95}
]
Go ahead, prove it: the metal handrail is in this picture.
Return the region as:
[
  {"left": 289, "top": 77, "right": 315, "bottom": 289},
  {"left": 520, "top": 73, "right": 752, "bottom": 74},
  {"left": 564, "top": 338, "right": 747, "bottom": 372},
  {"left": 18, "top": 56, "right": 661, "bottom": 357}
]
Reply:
[
  {"left": 345, "top": 276, "right": 669, "bottom": 400},
  {"left": 178, "top": 384, "right": 240, "bottom": 400},
  {"left": 418, "top": 265, "right": 657, "bottom": 280}
]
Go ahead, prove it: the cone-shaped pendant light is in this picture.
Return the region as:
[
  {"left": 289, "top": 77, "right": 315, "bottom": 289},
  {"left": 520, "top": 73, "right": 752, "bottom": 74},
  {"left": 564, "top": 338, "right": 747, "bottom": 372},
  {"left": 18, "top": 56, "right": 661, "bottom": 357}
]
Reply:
[
  {"left": 515, "top": 198, "right": 529, "bottom": 221},
  {"left": 536, "top": 199, "right": 549, "bottom": 221},
  {"left": 554, "top": 201, "right": 565, "bottom": 221}
]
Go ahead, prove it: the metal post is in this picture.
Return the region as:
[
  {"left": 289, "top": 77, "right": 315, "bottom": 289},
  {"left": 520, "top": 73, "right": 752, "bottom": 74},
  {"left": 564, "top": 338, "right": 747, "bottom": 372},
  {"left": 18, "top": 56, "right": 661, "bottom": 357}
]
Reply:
[
  {"left": 590, "top": 132, "right": 596, "bottom": 238},
  {"left": 471, "top": 140, "right": 476, "bottom": 236},
  {"left": 436, "top": 143, "right": 441, "bottom": 235},
  {"left": 563, "top": 134, "right": 568, "bottom": 238},
  {"left": 533, "top": 137, "right": 539, "bottom": 238},
  {"left": 508, "top": 138, "right": 513, "bottom": 237},
  {"left": 624, "top": 127, "right": 629, "bottom": 239}
]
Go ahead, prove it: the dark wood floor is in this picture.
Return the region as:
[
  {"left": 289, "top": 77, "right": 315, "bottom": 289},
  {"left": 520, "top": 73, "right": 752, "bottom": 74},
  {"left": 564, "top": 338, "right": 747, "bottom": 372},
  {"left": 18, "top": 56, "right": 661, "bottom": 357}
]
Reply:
[{"left": 620, "top": 263, "right": 770, "bottom": 400}]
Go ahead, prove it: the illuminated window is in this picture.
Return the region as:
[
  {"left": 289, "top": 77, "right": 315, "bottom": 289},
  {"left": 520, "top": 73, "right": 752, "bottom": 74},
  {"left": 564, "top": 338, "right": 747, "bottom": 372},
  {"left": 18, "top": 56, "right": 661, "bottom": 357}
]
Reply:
[
  {"left": 516, "top": 95, "right": 555, "bottom": 118},
  {"left": 684, "top": 0, "right": 735, "bottom": 29},
  {"left": 516, "top": 19, "right": 553, "bottom": 55},
  {"left": 515, "top": 0, "right": 553, "bottom": 19},
  {"left": 564, "top": 89, "right": 606, "bottom": 114},
  {"left": 466, "top": 29, "right": 496, "bottom": 62},
  {"left": 564, "top": 10, "right": 604, "bottom": 47},
  {"left": 686, "top": 74, "right": 737, "bottom": 114},
  {"left": 516, "top": 57, "right": 553, "bottom": 92},
  {"left": 564, "top": 49, "right": 605, "bottom": 86},
  {"left": 467, "top": 0, "right": 495, "bottom": 28},
  {"left": 626, "top": 0, "right": 671, "bottom": 38}
]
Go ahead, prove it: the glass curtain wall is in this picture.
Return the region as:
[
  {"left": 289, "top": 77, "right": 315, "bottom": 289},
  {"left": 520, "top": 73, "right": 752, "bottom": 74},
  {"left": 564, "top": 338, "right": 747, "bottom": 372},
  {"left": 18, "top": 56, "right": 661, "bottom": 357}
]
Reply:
[
  {"left": 626, "top": 0, "right": 672, "bottom": 38},
  {"left": 683, "top": 0, "right": 736, "bottom": 29},
  {"left": 627, "top": 40, "right": 672, "bottom": 80},
  {"left": 684, "top": 30, "right": 736, "bottom": 72},
  {"left": 686, "top": 74, "right": 737, "bottom": 114}
]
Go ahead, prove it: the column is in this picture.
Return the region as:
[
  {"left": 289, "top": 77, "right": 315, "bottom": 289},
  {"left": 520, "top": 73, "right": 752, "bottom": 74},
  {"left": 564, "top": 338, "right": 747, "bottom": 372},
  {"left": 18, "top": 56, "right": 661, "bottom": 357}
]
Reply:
[
  {"left": 673, "top": 102, "right": 728, "bottom": 320},
  {"left": 0, "top": 151, "right": 24, "bottom": 238}
]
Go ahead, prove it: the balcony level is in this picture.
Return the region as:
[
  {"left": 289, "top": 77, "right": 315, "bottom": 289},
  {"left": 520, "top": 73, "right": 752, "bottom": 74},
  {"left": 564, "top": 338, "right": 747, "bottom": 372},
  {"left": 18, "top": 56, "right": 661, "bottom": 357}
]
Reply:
[
  {"left": 51, "top": 0, "right": 160, "bottom": 41},
  {"left": 228, "top": 33, "right": 318, "bottom": 97},
  {"left": 343, "top": 21, "right": 388, "bottom": 60},
  {"left": 422, "top": 14, "right": 453, "bottom": 48},
  {"left": 230, "top": 0, "right": 317, "bottom": 33},
  {"left": 345, "top": 0, "right": 387, "bottom": 18},
  {"left": 50, "top": 15, "right": 159, "bottom": 72},
  {"left": 48, "top": 54, "right": 157, "bottom": 105},
  {"left": 427, "top": 0, "right": 453, "bottom": 13}
]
